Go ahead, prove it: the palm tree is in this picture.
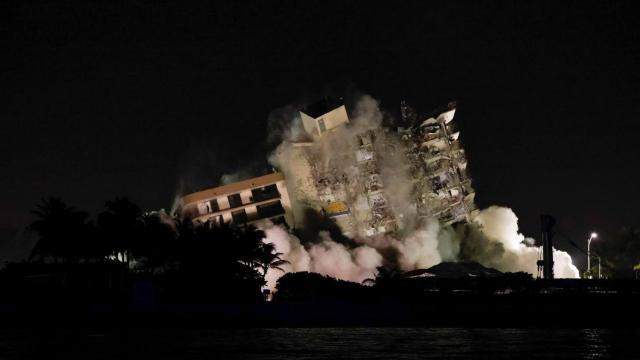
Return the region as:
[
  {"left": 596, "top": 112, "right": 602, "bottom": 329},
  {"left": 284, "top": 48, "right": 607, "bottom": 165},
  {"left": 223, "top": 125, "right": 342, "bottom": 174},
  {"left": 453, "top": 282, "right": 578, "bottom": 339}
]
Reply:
[
  {"left": 28, "top": 197, "right": 90, "bottom": 263},
  {"left": 234, "top": 225, "right": 266, "bottom": 265},
  {"left": 254, "top": 242, "right": 289, "bottom": 280},
  {"left": 132, "top": 210, "right": 178, "bottom": 271},
  {"left": 231, "top": 225, "right": 289, "bottom": 283}
]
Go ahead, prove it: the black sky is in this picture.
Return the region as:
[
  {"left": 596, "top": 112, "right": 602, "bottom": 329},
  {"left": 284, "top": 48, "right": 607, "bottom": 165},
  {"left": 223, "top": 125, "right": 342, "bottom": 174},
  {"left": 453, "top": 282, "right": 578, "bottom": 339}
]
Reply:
[{"left": 2, "top": 1, "right": 640, "bottom": 267}]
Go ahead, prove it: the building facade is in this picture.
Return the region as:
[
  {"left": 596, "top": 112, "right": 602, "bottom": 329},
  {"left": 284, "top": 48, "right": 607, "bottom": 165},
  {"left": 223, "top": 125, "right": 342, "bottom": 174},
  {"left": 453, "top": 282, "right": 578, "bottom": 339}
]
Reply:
[
  {"left": 398, "top": 102, "right": 477, "bottom": 224},
  {"left": 276, "top": 98, "right": 477, "bottom": 237},
  {"left": 177, "top": 172, "right": 294, "bottom": 227},
  {"left": 178, "top": 98, "right": 476, "bottom": 234},
  {"left": 299, "top": 98, "right": 350, "bottom": 139}
]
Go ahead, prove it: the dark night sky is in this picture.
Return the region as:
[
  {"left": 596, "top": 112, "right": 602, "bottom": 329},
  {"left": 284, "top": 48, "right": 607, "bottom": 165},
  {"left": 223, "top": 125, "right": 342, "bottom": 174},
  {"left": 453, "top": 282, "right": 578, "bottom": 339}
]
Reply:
[{"left": 2, "top": 1, "right": 640, "bottom": 267}]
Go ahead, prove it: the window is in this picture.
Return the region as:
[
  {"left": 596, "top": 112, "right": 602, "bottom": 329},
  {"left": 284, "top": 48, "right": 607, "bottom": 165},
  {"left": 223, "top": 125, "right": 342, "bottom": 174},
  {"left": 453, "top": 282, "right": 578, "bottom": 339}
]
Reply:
[
  {"left": 228, "top": 193, "right": 242, "bottom": 208},
  {"left": 256, "top": 201, "right": 285, "bottom": 218},
  {"left": 209, "top": 199, "right": 219, "bottom": 213},
  {"left": 231, "top": 209, "right": 248, "bottom": 223},
  {"left": 251, "top": 184, "right": 280, "bottom": 202},
  {"left": 318, "top": 118, "right": 326, "bottom": 133}
]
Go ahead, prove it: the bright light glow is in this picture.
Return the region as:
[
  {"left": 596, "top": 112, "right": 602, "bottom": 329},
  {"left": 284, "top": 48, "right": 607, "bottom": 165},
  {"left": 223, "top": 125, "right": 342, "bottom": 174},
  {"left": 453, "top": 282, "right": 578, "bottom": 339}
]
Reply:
[{"left": 591, "top": 232, "right": 598, "bottom": 239}]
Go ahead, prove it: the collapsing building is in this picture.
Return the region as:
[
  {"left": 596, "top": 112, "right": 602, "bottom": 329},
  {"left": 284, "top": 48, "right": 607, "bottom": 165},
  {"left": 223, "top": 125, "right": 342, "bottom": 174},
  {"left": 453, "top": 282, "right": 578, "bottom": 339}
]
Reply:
[
  {"left": 273, "top": 98, "right": 477, "bottom": 237},
  {"left": 177, "top": 98, "right": 477, "bottom": 236}
]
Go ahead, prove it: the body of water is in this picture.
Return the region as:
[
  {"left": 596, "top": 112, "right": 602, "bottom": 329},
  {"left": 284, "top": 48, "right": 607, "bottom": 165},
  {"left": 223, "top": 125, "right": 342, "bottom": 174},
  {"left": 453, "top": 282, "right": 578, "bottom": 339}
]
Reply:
[{"left": 1, "top": 327, "right": 638, "bottom": 359}]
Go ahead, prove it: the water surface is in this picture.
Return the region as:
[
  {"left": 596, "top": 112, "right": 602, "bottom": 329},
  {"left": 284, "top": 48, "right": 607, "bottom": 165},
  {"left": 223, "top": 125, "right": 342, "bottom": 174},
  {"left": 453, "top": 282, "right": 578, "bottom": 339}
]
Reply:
[{"left": 1, "top": 327, "right": 638, "bottom": 359}]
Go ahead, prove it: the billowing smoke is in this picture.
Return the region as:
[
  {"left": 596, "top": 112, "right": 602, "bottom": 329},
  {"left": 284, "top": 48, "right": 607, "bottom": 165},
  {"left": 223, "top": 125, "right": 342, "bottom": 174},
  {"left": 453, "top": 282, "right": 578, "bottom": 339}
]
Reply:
[
  {"left": 461, "top": 206, "right": 579, "bottom": 278},
  {"left": 259, "top": 94, "right": 579, "bottom": 290},
  {"left": 259, "top": 205, "right": 579, "bottom": 291},
  {"left": 257, "top": 220, "right": 381, "bottom": 289}
]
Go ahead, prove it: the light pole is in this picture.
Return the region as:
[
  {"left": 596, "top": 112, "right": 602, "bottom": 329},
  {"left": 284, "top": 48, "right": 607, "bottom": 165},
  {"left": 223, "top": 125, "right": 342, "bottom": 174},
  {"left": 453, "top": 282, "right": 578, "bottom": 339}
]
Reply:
[{"left": 587, "top": 232, "right": 597, "bottom": 278}]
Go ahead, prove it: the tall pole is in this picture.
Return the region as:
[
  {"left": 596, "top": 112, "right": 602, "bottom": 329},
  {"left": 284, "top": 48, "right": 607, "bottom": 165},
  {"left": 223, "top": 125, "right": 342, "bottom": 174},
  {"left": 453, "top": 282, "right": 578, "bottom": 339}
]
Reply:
[
  {"left": 586, "top": 233, "right": 597, "bottom": 278},
  {"left": 587, "top": 236, "right": 591, "bottom": 276},
  {"left": 597, "top": 257, "right": 601, "bottom": 279},
  {"left": 540, "top": 215, "right": 556, "bottom": 280}
]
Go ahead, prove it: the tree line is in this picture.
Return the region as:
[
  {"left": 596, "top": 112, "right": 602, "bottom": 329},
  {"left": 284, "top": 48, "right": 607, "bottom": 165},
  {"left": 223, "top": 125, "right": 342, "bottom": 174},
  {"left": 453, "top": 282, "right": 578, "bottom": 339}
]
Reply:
[{"left": 4, "top": 196, "right": 288, "bottom": 303}]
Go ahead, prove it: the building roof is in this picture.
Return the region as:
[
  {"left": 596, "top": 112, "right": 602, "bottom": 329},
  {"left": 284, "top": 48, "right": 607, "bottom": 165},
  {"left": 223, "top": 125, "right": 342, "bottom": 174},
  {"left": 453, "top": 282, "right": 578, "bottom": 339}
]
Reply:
[
  {"left": 415, "top": 101, "right": 457, "bottom": 126},
  {"left": 181, "top": 172, "right": 285, "bottom": 205},
  {"left": 403, "top": 262, "right": 503, "bottom": 279},
  {"left": 300, "top": 97, "right": 344, "bottom": 118}
]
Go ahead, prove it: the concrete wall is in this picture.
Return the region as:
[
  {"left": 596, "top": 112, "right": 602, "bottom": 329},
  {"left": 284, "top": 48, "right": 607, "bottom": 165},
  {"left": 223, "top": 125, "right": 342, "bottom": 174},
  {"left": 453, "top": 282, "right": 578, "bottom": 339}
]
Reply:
[
  {"left": 186, "top": 178, "right": 295, "bottom": 227},
  {"left": 300, "top": 112, "right": 318, "bottom": 137},
  {"left": 299, "top": 105, "right": 349, "bottom": 139},
  {"left": 240, "top": 190, "right": 253, "bottom": 205},
  {"left": 318, "top": 105, "right": 349, "bottom": 133},
  {"left": 218, "top": 196, "right": 230, "bottom": 210}
]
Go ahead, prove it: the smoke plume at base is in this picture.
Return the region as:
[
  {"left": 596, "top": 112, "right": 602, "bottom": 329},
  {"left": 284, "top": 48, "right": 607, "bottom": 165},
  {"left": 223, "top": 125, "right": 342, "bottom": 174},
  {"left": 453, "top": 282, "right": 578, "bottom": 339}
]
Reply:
[{"left": 258, "top": 205, "right": 579, "bottom": 291}]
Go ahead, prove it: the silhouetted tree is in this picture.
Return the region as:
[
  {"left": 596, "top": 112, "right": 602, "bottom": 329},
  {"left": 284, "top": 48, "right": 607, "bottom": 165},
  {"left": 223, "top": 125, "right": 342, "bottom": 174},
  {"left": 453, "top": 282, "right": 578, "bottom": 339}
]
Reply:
[
  {"left": 254, "top": 242, "right": 289, "bottom": 280},
  {"left": 226, "top": 225, "right": 291, "bottom": 285},
  {"left": 28, "top": 197, "right": 93, "bottom": 263},
  {"left": 234, "top": 225, "right": 267, "bottom": 267},
  {"left": 153, "top": 221, "right": 265, "bottom": 302},
  {"left": 274, "top": 272, "right": 370, "bottom": 303},
  {"left": 177, "top": 221, "right": 239, "bottom": 272},
  {"left": 132, "top": 210, "right": 178, "bottom": 271},
  {"left": 97, "top": 197, "right": 142, "bottom": 264},
  {"left": 24, "top": 196, "right": 286, "bottom": 302}
]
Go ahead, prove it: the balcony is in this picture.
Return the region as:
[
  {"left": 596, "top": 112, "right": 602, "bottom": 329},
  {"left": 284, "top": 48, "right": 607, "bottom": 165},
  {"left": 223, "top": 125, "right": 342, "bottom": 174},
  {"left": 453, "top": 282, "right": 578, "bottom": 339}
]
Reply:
[
  {"left": 251, "top": 184, "right": 281, "bottom": 203},
  {"left": 256, "top": 201, "right": 285, "bottom": 219},
  {"left": 232, "top": 209, "right": 249, "bottom": 223}
]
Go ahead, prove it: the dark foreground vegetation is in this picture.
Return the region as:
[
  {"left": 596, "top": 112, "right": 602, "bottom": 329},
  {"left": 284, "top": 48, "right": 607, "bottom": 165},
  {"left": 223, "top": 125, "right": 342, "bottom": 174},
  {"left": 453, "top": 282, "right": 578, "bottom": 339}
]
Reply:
[
  {"left": 10, "top": 197, "right": 287, "bottom": 301},
  {"left": 269, "top": 272, "right": 640, "bottom": 327},
  {"left": 1, "top": 197, "right": 639, "bottom": 328}
]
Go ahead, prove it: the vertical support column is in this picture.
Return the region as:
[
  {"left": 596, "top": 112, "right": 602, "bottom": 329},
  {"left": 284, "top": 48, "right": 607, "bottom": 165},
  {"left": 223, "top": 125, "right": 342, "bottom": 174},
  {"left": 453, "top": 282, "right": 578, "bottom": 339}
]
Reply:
[{"left": 540, "top": 215, "right": 556, "bottom": 279}]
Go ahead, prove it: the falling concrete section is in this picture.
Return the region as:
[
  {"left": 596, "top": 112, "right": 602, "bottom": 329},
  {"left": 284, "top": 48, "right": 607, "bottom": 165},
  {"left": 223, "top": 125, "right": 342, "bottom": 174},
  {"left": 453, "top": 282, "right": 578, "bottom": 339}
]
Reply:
[
  {"left": 276, "top": 98, "right": 477, "bottom": 238},
  {"left": 398, "top": 101, "right": 477, "bottom": 225}
]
